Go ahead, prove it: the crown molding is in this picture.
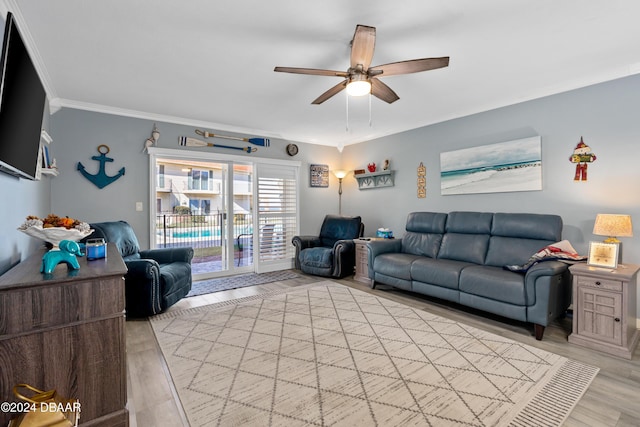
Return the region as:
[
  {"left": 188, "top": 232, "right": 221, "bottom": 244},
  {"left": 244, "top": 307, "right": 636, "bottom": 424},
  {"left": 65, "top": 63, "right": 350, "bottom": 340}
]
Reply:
[{"left": 55, "top": 97, "right": 288, "bottom": 141}]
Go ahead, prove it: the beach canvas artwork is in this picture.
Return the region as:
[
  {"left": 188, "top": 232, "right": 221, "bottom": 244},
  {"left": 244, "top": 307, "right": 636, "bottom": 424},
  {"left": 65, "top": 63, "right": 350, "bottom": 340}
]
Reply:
[{"left": 440, "top": 136, "right": 542, "bottom": 195}]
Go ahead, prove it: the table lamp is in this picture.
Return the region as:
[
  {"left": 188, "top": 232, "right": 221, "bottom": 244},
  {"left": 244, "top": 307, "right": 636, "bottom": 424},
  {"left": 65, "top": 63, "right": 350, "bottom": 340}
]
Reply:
[
  {"left": 593, "top": 214, "right": 633, "bottom": 243},
  {"left": 593, "top": 214, "right": 633, "bottom": 264}
]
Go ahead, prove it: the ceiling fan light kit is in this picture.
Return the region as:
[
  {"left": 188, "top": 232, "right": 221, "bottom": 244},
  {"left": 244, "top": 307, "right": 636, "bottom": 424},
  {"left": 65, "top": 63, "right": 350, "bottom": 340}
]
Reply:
[
  {"left": 346, "top": 75, "right": 371, "bottom": 97},
  {"left": 274, "top": 24, "right": 449, "bottom": 105}
]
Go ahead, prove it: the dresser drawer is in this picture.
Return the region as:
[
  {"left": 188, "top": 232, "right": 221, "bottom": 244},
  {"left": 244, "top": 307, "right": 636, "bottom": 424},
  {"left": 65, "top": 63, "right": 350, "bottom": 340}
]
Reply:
[
  {"left": 356, "top": 244, "right": 368, "bottom": 259},
  {"left": 577, "top": 276, "right": 623, "bottom": 292}
]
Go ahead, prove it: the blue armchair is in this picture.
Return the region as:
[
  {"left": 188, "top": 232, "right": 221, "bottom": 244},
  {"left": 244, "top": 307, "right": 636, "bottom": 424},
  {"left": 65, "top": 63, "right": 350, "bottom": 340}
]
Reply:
[
  {"left": 292, "top": 215, "right": 363, "bottom": 278},
  {"left": 86, "top": 221, "right": 194, "bottom": 317}
]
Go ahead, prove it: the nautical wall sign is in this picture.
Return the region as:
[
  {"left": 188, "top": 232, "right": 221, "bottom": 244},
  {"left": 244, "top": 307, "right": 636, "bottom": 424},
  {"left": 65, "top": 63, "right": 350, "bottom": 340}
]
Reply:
[
  {"left": 77, "top": 144, "right": 125, "bottom": 189},
  {"left": 417, "top": 162, "right": 426, "bottom": 198}
]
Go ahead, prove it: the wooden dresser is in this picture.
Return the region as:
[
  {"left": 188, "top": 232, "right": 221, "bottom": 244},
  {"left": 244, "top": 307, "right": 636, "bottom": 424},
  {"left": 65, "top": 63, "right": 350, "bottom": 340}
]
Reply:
[{"left": 0, "top": 243, "right": 128, "bottom": 426}]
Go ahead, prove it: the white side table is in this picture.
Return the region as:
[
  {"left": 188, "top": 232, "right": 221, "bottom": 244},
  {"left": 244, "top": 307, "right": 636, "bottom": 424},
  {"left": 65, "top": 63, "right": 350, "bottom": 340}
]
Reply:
[
  {"left": 568, "top": 263, "right": 639, "bottom": 359},
  {"left": 353, "top": 238, "right": 385, "bottom": 286}
]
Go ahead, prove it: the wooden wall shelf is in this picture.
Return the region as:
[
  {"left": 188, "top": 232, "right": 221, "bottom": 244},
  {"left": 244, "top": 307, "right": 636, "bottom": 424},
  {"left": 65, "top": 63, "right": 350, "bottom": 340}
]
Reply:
[
  {"left": 37, "top": 130, "right": 59, "bottom": 178},
  {"left": 354, "top": 170, "right": 395, "bottom": 190}
]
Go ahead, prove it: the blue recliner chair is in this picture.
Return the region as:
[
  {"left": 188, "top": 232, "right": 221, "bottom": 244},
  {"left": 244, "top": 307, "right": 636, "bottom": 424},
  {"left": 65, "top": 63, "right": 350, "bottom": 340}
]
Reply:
[
  {"left": 86, "top": 221, "right": 194, "bottom": 317},
  {"left": 292, "top": 215, "right": 363, "bottom": 278}
]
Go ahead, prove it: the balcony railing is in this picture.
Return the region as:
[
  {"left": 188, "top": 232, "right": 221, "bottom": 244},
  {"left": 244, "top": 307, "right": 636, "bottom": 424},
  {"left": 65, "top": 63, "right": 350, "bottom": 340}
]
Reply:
[{"left": 155, "top": 213, "right": 253, "bottom": 268}]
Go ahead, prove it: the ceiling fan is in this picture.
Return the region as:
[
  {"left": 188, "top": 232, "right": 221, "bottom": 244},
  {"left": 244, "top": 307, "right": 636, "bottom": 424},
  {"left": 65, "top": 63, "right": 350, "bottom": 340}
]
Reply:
[{"left": 274, "top": 24, "right": 449, "bottom": 104}]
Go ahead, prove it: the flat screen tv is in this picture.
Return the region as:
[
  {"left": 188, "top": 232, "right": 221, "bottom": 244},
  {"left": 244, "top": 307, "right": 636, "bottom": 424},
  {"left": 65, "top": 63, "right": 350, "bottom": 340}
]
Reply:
[{"left": 0, "top": 12, "right": 46, "bottom": 180}]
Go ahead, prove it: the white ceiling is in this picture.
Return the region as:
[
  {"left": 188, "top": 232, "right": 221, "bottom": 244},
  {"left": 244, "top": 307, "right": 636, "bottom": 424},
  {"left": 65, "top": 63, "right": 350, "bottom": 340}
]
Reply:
[{"left": 3, "top": 0, "right": 640, "bottom": 149}]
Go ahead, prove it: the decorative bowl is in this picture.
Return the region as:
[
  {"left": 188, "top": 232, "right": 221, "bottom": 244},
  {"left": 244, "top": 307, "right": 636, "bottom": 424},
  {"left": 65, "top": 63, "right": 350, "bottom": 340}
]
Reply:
[{"left": 19, "top": 225, "right": 93, "bottom": 248}]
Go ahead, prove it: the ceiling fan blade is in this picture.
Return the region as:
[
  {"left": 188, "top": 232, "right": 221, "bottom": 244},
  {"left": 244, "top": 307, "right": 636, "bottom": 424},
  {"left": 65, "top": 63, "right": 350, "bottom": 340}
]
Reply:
[
  {"left": 350, "top": 25, "right": 376, "bottom": 70},
  {"left": 369, "top": 57, "right": 449, "bottom": 76},
  {"left": 312, "top": 80, "right": 348, "bottom": 104},
  {"left": 371, "top": 78, "right": 400, "bottom": 104},
  {"left": 274, "top": 66, "right": 348, "bottom": 77}
]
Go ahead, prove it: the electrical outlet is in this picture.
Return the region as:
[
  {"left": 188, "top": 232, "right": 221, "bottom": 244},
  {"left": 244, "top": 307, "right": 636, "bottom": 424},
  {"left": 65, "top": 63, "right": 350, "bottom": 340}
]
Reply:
[{"left": 135, "top": 202, "right": 143, "bottom": 212}]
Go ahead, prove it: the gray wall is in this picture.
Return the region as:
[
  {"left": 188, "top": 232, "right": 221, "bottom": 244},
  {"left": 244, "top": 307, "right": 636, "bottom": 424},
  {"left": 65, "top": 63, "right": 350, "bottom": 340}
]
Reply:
[
  {"left": 49, "top": 109, "right": 342, "bottom": 249},
  {"left": 0, "top": 171, "right": 51, "bottom": 274},
  {"left": 341, "top": 74, "right": 640, "bottom": 316},
  {"left": 341, "top": 74, "right": 640, "bottom": 262}
]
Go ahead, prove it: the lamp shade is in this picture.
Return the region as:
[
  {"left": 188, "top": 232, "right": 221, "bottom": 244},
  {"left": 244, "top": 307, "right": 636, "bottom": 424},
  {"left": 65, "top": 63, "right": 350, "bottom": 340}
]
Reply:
[
  {"left": 333, "top": 170, "right": 348, "bottom": 179},
  {"left": 593, "top": 214, "right": 633, "bottom": 243}
]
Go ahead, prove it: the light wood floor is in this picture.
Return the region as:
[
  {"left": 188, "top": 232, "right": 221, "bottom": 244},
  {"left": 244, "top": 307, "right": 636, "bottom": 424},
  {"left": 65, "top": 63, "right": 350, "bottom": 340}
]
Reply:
[{"left": 125, "top": 273, "right": 640, "bottom": 427}]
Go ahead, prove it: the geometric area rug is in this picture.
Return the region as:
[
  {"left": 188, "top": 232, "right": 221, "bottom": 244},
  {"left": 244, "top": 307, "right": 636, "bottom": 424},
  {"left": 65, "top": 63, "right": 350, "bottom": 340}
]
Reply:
[
  {"left": 150, "top": 281, "right": 599, "bottom": 427},
  {"left": 186, "top": 270, "right": 301, "bottom": 297}
]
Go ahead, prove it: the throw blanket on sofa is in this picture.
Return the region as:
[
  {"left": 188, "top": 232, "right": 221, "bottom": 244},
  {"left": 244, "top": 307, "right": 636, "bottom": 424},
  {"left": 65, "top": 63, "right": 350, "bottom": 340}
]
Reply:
[{"left": 505, "top": 240, "right": 587, "bottom": 273}]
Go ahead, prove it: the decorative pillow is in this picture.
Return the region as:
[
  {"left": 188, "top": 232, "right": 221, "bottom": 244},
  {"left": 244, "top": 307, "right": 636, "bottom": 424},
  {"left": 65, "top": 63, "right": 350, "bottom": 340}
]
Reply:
[{"left": 504, "top": 240, "right": 587, "bottom": 273}]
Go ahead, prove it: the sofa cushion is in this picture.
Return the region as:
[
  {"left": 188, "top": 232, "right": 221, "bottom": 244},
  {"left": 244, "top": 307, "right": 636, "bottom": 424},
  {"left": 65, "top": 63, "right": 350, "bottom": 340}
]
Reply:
[
  {"left": 401, "top": 212, "right": 447, "bottom": 258},
  {"left": 159, "top": 262, "right": 192, "bottom": 299},
  {"left": 319, "top": 215, "right": 362, "bottom": 247},
  {"left": 446, "top": 211, "right": 493, "bottom": 234},
  {"left": 438, "top": 233, "right": 489, "bottom": 264},
  {"left": 484, "top": 213, "right": 562, "bottom": 267},
  {"left": 89, "top": 221, "right": 141, "bottom": 258},
  {"left": 437, "top": 212, "right": 492, "bottom": 264},
  {"left": 484, "top": 236, "right": 556, "bottom": 267},
  {"left": 373, "top": 253, "right": 422, "bottom": 281},
  {"left": 459, "top": 265, "right": 526, "bottom": 305},
  {"left": 410, "top": 258, "right": 472, "bottom": 289},
  {"left": 299, "top": 247, "right": 332, "bottom": 269},
  {"left": 491, "top": 213, "right": 562, "bottom": 241},
  {"left": 402, "top": 232, "right": 443, "bottom": 258},
  {"left": 406, "top": 212, "right": 448, "bottom": 233}
]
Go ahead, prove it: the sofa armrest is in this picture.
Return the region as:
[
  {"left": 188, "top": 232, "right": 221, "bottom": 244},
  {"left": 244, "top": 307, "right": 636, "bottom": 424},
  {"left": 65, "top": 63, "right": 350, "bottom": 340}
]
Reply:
[
  {"left": 334, "top": 239, "right": 355, "bottom": 251},
  {"left": 524, "top": 261, "right": 571, "bottom": 326},
  {"left": 333, "top": 239, "right": 355, "bottom": 258},
  {"left": 139, "top": 247, "right": 194, "bottom": 264},
  {"left": 331, "top": 239, "right": 356, "bottom": 277},
  {"left": 123, "top": 259, "right": 163, "bottom": 317},
  {"left": 292, "top": 235, "right": 322, "bottom": 250},
  {"left": 291, "top": 235, "right": 322, "bottom": 269},
  {"left": 525, "top": 260, "right": 569, "bottom": 280},
  {"left": 367, "top": 239, "right": 403, "bottom": 279}
]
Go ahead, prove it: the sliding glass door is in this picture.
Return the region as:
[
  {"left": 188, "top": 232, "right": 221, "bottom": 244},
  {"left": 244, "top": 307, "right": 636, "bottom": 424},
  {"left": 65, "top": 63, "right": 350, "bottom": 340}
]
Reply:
[
  {"left": 149, "top": 148, "right": 298, "bottom": 279},
  {"left": 153, "top": 157, "right": 253, "bottom": 279}
]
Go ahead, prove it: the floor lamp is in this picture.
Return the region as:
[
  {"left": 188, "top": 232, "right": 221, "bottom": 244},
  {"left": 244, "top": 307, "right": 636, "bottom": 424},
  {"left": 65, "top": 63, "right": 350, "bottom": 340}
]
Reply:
[{"left": 333, "top": 170, "right": 347, "bottom": 215}]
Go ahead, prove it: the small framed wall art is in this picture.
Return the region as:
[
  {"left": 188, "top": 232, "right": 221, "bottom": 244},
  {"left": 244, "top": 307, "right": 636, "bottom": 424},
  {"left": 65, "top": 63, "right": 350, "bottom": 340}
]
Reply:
[
  {"left": 310, "top": 164, "right": 329, "bottom": 187},
  {"left": 587, "top": 241, "right": 618, "bottom": 269}
]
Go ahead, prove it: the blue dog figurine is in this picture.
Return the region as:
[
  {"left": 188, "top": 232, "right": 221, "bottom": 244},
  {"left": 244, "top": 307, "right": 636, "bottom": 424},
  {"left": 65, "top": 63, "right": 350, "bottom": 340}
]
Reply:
[{"left": 41, "top": 240, "right": 82, "bottom": 274}]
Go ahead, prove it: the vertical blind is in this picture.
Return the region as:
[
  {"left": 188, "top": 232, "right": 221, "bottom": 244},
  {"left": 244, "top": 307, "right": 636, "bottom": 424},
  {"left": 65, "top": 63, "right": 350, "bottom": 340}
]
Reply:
[{"left": 255, "top": 163, "right": 299, "bottom": 272}]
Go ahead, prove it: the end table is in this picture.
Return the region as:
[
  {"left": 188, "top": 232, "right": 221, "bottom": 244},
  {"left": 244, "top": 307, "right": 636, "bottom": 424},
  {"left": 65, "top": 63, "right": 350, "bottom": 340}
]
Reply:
[
  {"left": 353, "top": 238, "right": 384, "bottom": 286},
  {"left": 568, "top": 262, "right": 639, "bottom": 359}
]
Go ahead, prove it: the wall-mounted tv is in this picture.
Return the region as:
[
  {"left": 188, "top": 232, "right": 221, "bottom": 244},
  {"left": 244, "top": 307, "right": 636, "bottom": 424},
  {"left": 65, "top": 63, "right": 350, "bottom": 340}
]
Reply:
[{"left": 0, "top": 12, "right": 47, "bottom": 180}]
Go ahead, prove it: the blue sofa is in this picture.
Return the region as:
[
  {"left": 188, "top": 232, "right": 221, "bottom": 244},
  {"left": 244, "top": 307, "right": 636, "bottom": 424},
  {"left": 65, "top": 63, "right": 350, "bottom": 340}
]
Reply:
[{"left": 367, "top": 212, "right": 571, "bottom": 340}]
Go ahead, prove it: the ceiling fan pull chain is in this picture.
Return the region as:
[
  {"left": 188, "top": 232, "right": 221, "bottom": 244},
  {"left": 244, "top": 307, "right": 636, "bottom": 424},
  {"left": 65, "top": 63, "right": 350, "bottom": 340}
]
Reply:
[
  {"left": 345, "top": 92, "right": 349, "bottom": 131},
  {"left": 369, "top": 93, "right": 372, "bottom": 127}
]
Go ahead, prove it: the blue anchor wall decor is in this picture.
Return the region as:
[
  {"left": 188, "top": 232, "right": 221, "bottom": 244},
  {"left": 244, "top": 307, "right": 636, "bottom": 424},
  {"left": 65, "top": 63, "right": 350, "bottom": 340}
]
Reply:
[{"left": 77, "top": 144, "right": 125, "bottom": 189}]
